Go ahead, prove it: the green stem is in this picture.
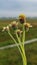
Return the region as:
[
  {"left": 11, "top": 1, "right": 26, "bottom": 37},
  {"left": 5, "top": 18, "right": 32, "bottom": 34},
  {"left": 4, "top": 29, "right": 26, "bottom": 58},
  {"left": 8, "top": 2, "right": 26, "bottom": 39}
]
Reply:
[
  {"left": 16, "top": 32, "right": 27, "bottom": 65},
  {"left": 7, "top": 29, "right": 22, "bottom": 56},
  {"left": 21, "top": 24, "right": 27, "bottom": 65},
  {"left": 22, "top": 24, "right": 25, "bottom": 46},
  {"left": 22, "top": 52, "right": 27, "bottom": 65},
  {"left": 22, "top": 47, "right": 27, "bottom": 65},
  {"left": 16, "top": 33, "right": 24, "bottom": 53},
  {"left": 7, "top": 29, "right": 27, "bottom": 65}
]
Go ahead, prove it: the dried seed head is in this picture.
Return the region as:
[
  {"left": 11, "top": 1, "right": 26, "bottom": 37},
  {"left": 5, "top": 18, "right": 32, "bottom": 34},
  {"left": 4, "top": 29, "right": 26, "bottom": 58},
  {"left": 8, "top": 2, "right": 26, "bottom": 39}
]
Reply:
[
  {"left": 11, "top": 21, "right": 17, "bottom": 28},
  {"left": 24, "top": 22, "right": 32, "bottom": 32},
  {"left": 16, "top": 29, "right": 23, "bottom": 34},
  {"left": 19, "top": 14, "right": 26, "bottom": 24},
  {"left": 19, "top": 14, "right": 26, "bottom": 19},
  {"left": 11, "top": 21, "right": 18, "bottom": 30},
  {"left": 24, "top": 23, "right": 32, "bottom": 28}
]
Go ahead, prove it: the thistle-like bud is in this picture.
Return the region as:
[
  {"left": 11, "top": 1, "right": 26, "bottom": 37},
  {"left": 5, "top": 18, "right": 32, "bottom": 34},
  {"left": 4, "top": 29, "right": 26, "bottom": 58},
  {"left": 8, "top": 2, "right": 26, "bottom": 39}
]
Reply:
[
  {"left": 11, "top": 21, "right": 16, "bottom": 27},
  {"left": 19, "top": 14, "right": 26, "bottom": 24},
  {"left": 11, "top": 21, "right": 18, "bottom": 30},
  {"left": 24, "top": 23, "right": 32, "bottom": 28},
  {"left": 16, "top": 29, "right": 23, "bottom": 35},
  {"left": 24, "top": 22, "right": 32, "bottom": 31}
]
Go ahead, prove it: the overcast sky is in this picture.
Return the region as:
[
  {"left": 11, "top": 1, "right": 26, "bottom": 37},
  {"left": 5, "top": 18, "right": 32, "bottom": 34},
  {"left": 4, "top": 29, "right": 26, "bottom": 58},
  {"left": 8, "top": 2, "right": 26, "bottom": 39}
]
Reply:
[{"left": 0, "top": 0, "right": 37, "bottom": 17}]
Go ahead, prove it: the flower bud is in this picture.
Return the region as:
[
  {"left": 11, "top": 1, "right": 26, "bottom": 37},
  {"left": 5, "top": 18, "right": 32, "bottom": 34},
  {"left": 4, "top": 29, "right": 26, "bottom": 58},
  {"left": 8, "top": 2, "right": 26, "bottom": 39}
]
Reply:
[
  {"left": 24, "top": 22, "right": 32, "bottom": 31},
  {"left": 16, "top": 29, "right": 23, "bottom": 34},
  {"left": 11, "top": 21, "right": 17, "bottom": 27},
  {"left": 24, "top": 23, "right": 32, "bottom": 28},
  {"left": 19, "top": 14, "right": 26, "bottom": 24},
  {"left": 11, "top": 21, "right": 18, "bottom": 30}
]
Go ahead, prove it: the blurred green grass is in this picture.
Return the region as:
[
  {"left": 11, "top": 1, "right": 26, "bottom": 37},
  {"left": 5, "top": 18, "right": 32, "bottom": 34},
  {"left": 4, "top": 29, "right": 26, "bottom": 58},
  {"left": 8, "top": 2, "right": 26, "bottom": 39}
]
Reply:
[{"left": 0, "top": 42, "right": 37, "bottom": 65}]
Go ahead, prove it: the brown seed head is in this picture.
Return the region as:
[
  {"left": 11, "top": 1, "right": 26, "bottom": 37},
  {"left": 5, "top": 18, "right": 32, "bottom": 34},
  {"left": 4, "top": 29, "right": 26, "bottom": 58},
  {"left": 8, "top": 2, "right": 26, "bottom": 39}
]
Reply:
[
  {"left": 24, "top": 23, "right": 32, "bottom": 28},
  {"left": 11, "top": 21, "right": 17, "bottom": 28},
  {"left": 16, "top": 29, "right": 23, "bottom": 34},
  {"left": 19, "top": 14, "right": 26, "bottom": 24}
]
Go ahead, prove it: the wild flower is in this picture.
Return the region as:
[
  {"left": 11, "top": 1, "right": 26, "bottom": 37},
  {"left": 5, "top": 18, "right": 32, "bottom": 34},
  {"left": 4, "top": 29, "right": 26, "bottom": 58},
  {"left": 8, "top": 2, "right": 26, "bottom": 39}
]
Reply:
[
  {"left": 10, "top": 21, "right": 18, "bottom": 30},
  {"left": 16, "top": 29, "right": 23, "bottom": 35},
  {"left": 11, "top": 21, "right": 17, "bottom": 26},
  {"left": 14, "top": 29, "right": 23, "bottom": 40},
  {"left": 24, "top": 22, "right": 32, "bottom": 31},
  {"left": 19, "top": 14, "right": 26, "bottom": 24},
  {"left": 2, "top": 14, "right": 32, "bottom": 65}
]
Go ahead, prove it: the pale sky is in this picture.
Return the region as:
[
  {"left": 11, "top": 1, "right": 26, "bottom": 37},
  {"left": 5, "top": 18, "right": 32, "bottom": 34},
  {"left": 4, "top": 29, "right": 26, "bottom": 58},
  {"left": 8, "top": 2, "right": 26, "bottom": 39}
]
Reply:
[{"left": 0, "top": 0, "right": 37, "bottom": 17}]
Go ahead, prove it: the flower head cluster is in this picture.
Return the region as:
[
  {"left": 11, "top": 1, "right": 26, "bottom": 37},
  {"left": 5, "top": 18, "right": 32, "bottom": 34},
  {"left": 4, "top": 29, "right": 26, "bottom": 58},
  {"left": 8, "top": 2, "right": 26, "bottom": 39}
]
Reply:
[
  {"left": 2, "top": 14, "right": 32, "bottom": 32},
  {"left": 2, "top": 14, "right": 32, "bottom": 65},
  {"left": 2, "top": 21, "right": 18, "bottom": 32}
]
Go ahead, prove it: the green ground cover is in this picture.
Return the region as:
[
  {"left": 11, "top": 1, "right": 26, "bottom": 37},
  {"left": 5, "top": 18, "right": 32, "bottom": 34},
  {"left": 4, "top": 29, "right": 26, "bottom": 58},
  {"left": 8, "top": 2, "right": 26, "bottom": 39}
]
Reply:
[{"left": 0, "top": 42, "right": 37, "bottom": 65}]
